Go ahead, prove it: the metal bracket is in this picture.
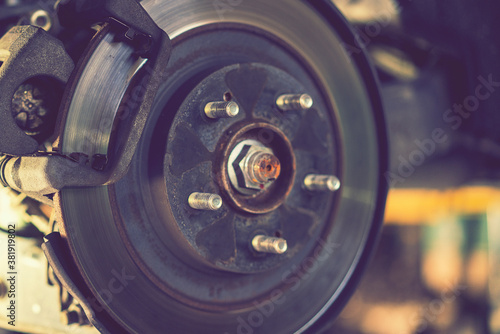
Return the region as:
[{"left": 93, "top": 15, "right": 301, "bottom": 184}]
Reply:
[
  {"left": 1, "top": 0, "right": 172, "bottom": 195},
  {"left": 0, "top": 25, "right": 74, "bottom": 155},
  {"left": 57, "top": 0, "right": 163, "bottom": 57},
  {"left": 55, "top": 0, "right": 172, "bottom": 186}
]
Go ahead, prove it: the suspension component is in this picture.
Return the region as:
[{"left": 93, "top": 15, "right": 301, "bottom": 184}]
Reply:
[{"left": 0, "top": 25, "right": 74, "bottom": 155}]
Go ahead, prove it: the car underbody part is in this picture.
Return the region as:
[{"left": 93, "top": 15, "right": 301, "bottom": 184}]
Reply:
[
  {"left": 0, "top": 25, "right": 74, "bottom": 155},
  {"left": 0, "top": 0, "right": 387, "bottom": 333}
]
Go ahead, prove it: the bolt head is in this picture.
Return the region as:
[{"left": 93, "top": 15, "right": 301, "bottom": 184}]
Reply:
[
  {"left": 210, "top": 195, "right": 223, "bottom": 210},
  {"left": 249, "top": 152, "right": 281, "bottom": 184},
  {"left": 226, "top": 101, "right": 239, "bottom": 117},
  {"left": 231, "top": 143, "right": 281, "bottom": 192},
  {"left": 299, "top": 94, "right": 313, "bottom": 109}
]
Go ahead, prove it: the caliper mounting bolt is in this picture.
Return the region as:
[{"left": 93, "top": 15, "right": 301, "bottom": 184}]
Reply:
[{"left": 11, "top": 83, "right": 53, "bottom": 135}]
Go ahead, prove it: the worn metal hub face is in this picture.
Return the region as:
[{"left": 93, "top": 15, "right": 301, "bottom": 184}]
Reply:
[
  {"left": 56, "top": 1, "right": 388, "bottom": 333},
  {"left": 159, "top": 57, "right": 329, "bottom": 274}
]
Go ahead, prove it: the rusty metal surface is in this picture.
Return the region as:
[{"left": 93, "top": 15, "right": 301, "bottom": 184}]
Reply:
[
  {"left": 217, "top": 121, "right": 297, "bottom": 215},
  {"left": 112, "top": 24, "right": 336, "bottom": 302}
]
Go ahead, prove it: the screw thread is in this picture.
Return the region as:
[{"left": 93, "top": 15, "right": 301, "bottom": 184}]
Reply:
[
  {"left": 205, "top": 101, "right": 239, "bottom": 119},
  {"left": 252, "top": 235, "right": 287, "bottom": 254},
  {"left": 304, "top": 174, "right": 341, "bottom": 192},
  {"left": 276, "top": 94, "right": 313, "bottom": 111},
  {"left": 188, "top": 192, "right": 223, "bottom": 211}
]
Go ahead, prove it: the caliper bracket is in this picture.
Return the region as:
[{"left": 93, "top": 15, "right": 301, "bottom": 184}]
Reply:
[
  {"left": 57, "top": 0, "right": 164, "bottom": 57},
  {"left": 1, "top": 0, "right": 172, "bottom": 194},
  {"left": 56, "top": 0, "right": 172, "bottom": 186},
  {"left": 0, "top": 26, "right": 75, "bottom": 156}
]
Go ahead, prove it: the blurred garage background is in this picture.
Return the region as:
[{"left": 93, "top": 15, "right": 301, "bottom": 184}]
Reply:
[{"left": 328, "top": 0, "right": 500, "bottom": 333}]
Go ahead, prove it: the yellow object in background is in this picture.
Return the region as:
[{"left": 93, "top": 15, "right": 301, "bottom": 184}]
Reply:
[
  {"left": 383, "top": 186, "right": 499, "bottom": 333},
  {"left": 384, "top": 187, "right": 500, "bottom": 225}
]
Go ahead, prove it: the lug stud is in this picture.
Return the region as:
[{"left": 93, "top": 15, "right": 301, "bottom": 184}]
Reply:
[
  {"left": 252, "top": 235, "right": 288, "bottom": 254},
  {"left": 204, "top": 101, "right": 239, "bottom": 119},
  {"left": 188, "top": 192, "right": 223, "bottom": 211},
  {"left": 304, "top": 174, "right": 341, "bottom": 192},
  {"left": 276, "top": 94, "right": 313, "bottom": 111}
]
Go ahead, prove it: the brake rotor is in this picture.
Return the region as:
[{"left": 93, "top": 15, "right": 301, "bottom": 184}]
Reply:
[{"left": 56, "top": 1, "right": 387, "bottom": 333}]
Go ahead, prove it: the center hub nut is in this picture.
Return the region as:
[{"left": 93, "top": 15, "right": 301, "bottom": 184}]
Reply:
[
  {"left": 249, "top": 151, "right": 281, "bottom": 185},
  {"left": 218, "top": 122, "right": 296, "bottom": 215},
  {"left": 228, "top": 139, "right": 281, "bottom": 195}
]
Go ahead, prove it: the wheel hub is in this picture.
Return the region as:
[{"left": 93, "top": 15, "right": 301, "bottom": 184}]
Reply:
[{"left": 161, "top": 60, "right": 328, "bottom": 273}]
